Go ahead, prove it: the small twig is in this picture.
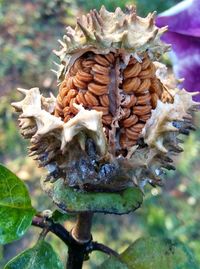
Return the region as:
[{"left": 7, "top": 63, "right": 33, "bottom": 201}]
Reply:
[
  {"left": 91, "top": 241, "right": 120, "bottom": 257},
  {"left": 32, "top": 214, "right": 119, "bottom": 269},
  {"left": 32, "top": 215, "right": 71, "bottom": 245}
]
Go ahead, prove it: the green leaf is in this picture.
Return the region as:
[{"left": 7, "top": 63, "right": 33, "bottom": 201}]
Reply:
[
  {"left": 4, "top": 240, "right": 64, "bottom": 269},
  {"left": 0, "top": 164, "right": 36, "bottom": 244},
  {"left": 41, "top": 178, "right": 143, "bottom": 214},
  {"left": 121, "top": 237, "right": 198, "bottom": 269},
  {"left": 101, "top": 256, "right": 128, "bottom": 269},
  {"left": 100, "top": 237, "right": 198, "bottom": 269},
  {"left": 52, "top": 210, "right": 75, "bottom": 223}
]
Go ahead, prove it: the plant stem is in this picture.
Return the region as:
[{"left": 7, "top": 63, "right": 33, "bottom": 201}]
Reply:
[
  {"left": 32, "top": 214, "right": 119, "bottom": 269},
  {"left": 92, "top": 242, "right": 120, "bottom": 257},
  {"left": 67, "top": 212, "right": 93, "bottom": 269},
  {"left": 32, "top": 216, "right": 71, "bottom": 245},
  {"left": 71, "top": 212, "right": 93, "bottom": 243}
]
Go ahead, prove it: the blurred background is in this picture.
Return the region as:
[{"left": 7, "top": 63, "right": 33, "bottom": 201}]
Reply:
[{"left": 1, "top": 0, "right": 200, "bottom": 268}]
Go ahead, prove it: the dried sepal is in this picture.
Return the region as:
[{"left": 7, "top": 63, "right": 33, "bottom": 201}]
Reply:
[
  {"left": 53, "top": 6, "right": 169, "bottom": 80},
  {"left": 142, "top": 89, "right": 198, "bottom": 152},
  {"left": 12, "top": 88, "right": 106, "bottom": 155}
]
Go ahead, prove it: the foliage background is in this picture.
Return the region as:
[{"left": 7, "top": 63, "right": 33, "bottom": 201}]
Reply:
[{"left": 1, "top": 0, "right": 200, "bottom": 268}]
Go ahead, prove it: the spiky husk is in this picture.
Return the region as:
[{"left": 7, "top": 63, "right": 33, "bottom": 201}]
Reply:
[
  {"left": 12, "top": 84, "right": 198, "bottom": 191},
  {"left": 12, "top": 6, "right": 199, "bottom": 194},
  {"left": 53, "top": 6, "right": 169, "bottom": 81}
]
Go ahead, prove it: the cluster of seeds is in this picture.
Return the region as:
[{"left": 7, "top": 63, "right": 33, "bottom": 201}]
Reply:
[{"left": 54, "top": 52, "right": 172, "bottom": 151}]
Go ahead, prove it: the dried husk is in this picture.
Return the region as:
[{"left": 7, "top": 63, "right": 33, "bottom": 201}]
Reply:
[{"left": 12, "top": 6, "right": 199, "bottom": 214}]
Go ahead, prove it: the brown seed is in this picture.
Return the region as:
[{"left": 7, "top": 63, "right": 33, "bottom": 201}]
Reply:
[
  {"left": 151, "top": 93, "right": 159, "bottom": 108},
  {"left": 92, "top": 64, "right": 110, "bottom": 75},
  {"left": 60, "top": 87, "right": 70, "bottom": 99},
  {"left": 120, "top": 133, "right": 137, "bottom": 148},
  {"left": 136, "top": 93, "right": 151, "bottom": 105},
  {"left": 66, "top": 76, "right": 75, "bottom": 89},
  {"left": 57, "top": 94, "right": 63, "bottom": 106},
  {"left": 122, "top": 114, "right": 138, "bottom": 128},
  {"left": 76, "top": 92, "right": 88, "bottom": 106},
  {"left": 99, "top": 94, "right": 109, "bottom": 106},
  {"left": 94, "top": 73, "right": 110, "bottom": 84},
  {"left": 127, "top": 95, "right": 137, "bottom": 108},
  {"left": 88, "top": 83, "right": 108, "bottom": 95},
  {"left": 133, "top": 105, "right": 152, "bottom": 116},
  {"left": 104, "top": 53, "right": 115, "bottom": 63},
  {"left": 63, "top": 106, "right": 71, "bottom": 117},
  {"left": 83, "top": 67, "right": 91, "bottom": 73},
  {"left": 82, "top": 60, "right": 96, "bottom": 68},
  {"left": 102, "top": 114, "right": 112, "bottom": 125},
  {"left": 62, "top": 89, "right": 78, "bottom": 107},
  {"left": 150, "top": 77, "right": 163, "bottom": 97},
  {"left": 141, "top": 57, "right": 151, "bottom": 70},
  {"left": 133, "top": 123, "right": 145, "bottom": 131},
  {"left": 69, "top": 98, "right": 79, "bottom": 114},
  {"left": 140, "top": 113, "right": 151, "bottom": 122},
  {"left": 123, "top": 77, "right": 141, "bottom": 93},
  {"left": 135, "top": 79, "right": 151, "bottom": 94},
  {"left": 139, "top": 63, "right": 156, "bottom": 79},
  {"left": 84, "top": 91, "right": 99, "bottom": 106},
  {"left": 94, "top": 54, "right": 110, "bottom": 66},
  {"left": 76, "top": 70, "right": 93, "bottom": 82},
  {"left": 124, "top": 62, "right": 142, "bottom": 79},
  {"left": 73, "top": 58, "right": 83, "bottom": 72},
  {"left": 73, "top": 76, "right": 87, "bottom": 89},
  {"left": 125, "top": 128, "right": 140, "bottom": 140},
  {"left": 93, "top": 106, "right": 109, "bottom": 115},
  {"left": 128, "top": 57, "right": 137, "bottom": 65},
  {"left": 64, "top": 114, "right": 73, "bottom": 123}
]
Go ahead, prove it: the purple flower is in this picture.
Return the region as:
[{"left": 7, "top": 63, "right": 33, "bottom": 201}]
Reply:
[{"left": 156, "top": 0, "right": 200, "bottom": 101}]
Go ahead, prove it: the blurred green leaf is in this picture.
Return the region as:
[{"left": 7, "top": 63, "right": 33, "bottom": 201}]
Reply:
[
  {"left": 122, "top": 237, "right": 198, "bottom": 269},
  {"left": 41, "top": 178, "right": 143, "bottom": 214},
  {"left": 52, "top": 209, "right": 75, "bottom": 223},
  {"left": 101, "top": 256, "right": 128, "bottom": 269},
  {"left": 0, "top": 164, "right": 36, "bottom": 244},
  {"left": 101, "top": 237, "right": 198, "bottom": 269},
  {"left": 4, "top": 240, "right": 64, "bottom": 269}
]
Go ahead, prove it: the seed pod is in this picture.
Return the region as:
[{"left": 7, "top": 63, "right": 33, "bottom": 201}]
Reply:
[{"left": 12, "top": 6, "right": 199, "bottom": 198}]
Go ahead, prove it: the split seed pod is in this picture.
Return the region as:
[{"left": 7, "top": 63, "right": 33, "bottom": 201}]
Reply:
[{"left": 12, "top": 6, "right": 199, "bottom": 198}]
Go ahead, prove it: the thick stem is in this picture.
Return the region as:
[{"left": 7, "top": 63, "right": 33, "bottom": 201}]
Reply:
[
  {"left": 66, "top": 242, "right": 86, "bottom": 269},
  {"left": 67, "top": 212, "right": 93, "bottom": 269},
  {"left": 32, "top": 214, "right": 119, "bottom": 269},
  {"left": 71, "top": 212, "right": 93, "bottom": 243}
]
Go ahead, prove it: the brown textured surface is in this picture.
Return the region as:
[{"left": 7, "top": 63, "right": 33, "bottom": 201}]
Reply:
[{"left": 54, "top": 52, "right": 172, "bottom": 152}]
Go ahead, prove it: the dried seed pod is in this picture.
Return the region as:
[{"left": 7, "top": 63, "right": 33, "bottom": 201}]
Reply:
[{"left": 12, "top": 6, "right": 199, "bottom": 197}]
